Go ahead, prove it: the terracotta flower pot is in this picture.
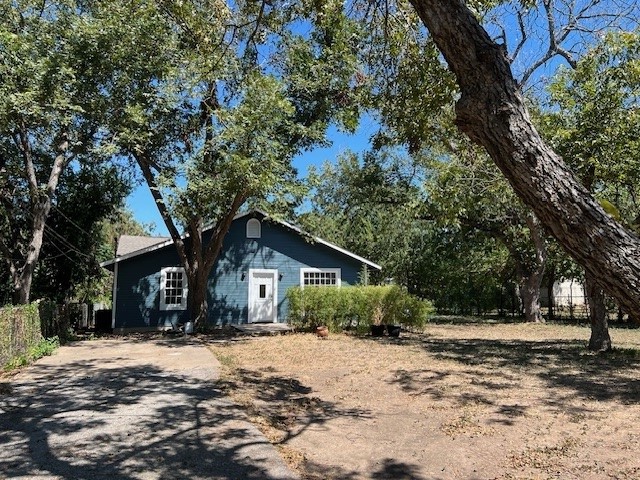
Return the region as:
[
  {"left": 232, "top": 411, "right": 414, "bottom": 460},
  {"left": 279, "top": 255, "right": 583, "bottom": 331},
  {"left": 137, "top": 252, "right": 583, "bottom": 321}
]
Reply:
[{"left": 316, "top": 326, "right": 329, "bottom": 338}]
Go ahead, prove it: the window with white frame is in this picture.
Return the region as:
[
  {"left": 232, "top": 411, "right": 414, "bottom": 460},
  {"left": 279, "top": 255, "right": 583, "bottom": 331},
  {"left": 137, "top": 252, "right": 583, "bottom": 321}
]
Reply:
[
  {"left": 160, "top": 267, "right": 188, "bottom": 310},
  {"left": 300, "top": 268, "right": 341, "bottom": 287},
  {"left": 246, "top": 218, "right": 261, "bottom": 238}
]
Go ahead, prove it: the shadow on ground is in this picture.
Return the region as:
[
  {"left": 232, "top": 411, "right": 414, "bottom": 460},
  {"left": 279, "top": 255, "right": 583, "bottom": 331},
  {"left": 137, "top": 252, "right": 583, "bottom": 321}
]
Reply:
[
  {"left": 381, "top": 335, "right": 640, "bottom": 420},
  {"left": 217, "top": 366, "right": 372, "bottom": 445},
  {"left": 0, "top": 356, "right": 294, "bottom": 479}
]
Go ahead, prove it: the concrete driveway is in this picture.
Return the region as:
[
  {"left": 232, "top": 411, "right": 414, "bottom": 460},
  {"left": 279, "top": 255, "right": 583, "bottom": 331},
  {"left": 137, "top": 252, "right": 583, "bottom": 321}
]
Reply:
[{"left": 0, "top": 337, "right": 298, "bottom": 480}]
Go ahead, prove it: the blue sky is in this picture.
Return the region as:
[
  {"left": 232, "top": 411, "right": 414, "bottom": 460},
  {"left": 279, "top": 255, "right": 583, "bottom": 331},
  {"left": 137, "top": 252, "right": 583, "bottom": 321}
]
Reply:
[
  {"left": 124, "top": 0, "right": 632, "bottom": 237},
  {"left": 126, "top": 116, "right": 379, "bottom": 236}
]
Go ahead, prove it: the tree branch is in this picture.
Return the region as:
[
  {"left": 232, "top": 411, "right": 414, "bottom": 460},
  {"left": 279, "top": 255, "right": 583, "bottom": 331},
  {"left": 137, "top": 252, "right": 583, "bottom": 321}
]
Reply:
[
  {"left": 203, "top": 190, "right": 248, "bottom": 272},
  {"left": 134, "top": 152, "right": 190, "bottom": 270}
]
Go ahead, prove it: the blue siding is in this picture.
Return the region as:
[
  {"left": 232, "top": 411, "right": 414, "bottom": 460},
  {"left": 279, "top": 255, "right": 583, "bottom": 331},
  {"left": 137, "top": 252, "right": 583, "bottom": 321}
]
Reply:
[
  {"left": 113, "top": 216, "right": 367, "bottom": 329},
  {"left": 115, "top": 243, "right": 190, "bottom": 330}
]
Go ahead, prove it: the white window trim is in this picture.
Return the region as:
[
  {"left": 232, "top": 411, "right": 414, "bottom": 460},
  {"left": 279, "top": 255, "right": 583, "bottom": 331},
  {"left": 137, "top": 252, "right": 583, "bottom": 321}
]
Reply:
[
  {"left": 160, "top": 267, "right": 188, "bottom": 311},
  {"left": 246, "top": 218, "right": 261, "bottom": 238},
  {"left": 300, "top": 268, "right": 342, "bottom": 288}
]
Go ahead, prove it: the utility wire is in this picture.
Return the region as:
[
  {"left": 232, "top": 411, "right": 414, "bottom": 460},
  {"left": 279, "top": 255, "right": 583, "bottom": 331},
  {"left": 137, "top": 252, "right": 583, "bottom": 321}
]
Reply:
[
  {"left": 43, "top": 224, "right": 92, "bottom": 261},
  {"left": 50, "top": 203, "right": 94, "bottom": 238},
  {"left": 22, "top": 208, "right": 93, "bottom": 261}
]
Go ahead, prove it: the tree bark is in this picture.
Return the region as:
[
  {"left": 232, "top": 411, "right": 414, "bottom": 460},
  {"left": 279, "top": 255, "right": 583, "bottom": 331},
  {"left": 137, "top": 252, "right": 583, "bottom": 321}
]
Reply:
[
  {"left": 12, "top": 130, "right": 69, "bottom": 304},
  {"left": 523, "top": 214, "right": 546, "bottom": 323},
  {"left": 186, "top": 267, "right": 209, "bottom": 326},
  {"left": 546, "top": 268, "right": 556, "bottom": 320},
  {"left": 136, "top": 152, "right": 248, "bottom": 326},
  {"left": 408, "top": 0, "right": 640, "bottom": 319},
  {"left": 518, "top": 277, "right": 542, "bottom": 322},
  {"left": 585, "top": 272, "right": 611, "bottom": 351}
]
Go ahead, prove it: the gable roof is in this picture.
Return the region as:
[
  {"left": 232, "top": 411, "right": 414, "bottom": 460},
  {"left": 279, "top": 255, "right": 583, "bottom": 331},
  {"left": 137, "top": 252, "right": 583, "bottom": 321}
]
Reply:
[
  {"left": 100, "top": 210, "right": 382, "bottom": 270},
  {"left": 116, "top": 235, "right": 170, "bottom": 256}
]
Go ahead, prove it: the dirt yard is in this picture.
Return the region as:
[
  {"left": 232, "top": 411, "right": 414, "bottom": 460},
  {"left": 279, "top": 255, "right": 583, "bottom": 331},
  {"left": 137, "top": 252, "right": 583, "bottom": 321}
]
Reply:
[{"left": 207, "top": 322, "right": 640, "bottom": 480}]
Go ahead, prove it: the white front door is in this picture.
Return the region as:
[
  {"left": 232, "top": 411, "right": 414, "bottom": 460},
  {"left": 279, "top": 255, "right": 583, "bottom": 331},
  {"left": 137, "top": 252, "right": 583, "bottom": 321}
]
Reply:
[{"left": 248, "top": 269, "right": 278, "bottom": 323}]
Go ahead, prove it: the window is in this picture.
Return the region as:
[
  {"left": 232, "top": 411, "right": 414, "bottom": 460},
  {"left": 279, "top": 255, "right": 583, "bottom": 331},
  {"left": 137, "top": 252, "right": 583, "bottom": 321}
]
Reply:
[
  {"left": 246, "top": 218, "right": 261, "bottom": 238},
  {"left": 160, "top": 267, "right": 188, "bottom": 310},
  {"left": 300, "top": 268, "right": 341, "bottom": 288}
]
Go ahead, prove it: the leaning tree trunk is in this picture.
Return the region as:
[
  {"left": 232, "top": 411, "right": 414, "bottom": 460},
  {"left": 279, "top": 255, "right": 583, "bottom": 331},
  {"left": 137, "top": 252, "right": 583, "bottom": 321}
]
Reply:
[
  {"left": 585, "top": 272, "right": 611, "bottom": 351},
  {"left": 408, "top": 0, "right": 640, "bottom": 320}
]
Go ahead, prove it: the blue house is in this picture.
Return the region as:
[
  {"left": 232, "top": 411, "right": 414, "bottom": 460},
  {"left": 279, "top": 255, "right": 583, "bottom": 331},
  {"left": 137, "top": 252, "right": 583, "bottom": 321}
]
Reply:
[{"left": 101, "top": 211, "right": 381, "bottom": 332}]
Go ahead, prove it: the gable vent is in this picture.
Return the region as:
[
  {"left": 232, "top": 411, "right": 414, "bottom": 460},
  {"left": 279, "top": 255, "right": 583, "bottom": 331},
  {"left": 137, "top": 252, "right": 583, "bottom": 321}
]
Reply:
[{"left": 246, "top": 218, "right": 261, "bottom": 238}]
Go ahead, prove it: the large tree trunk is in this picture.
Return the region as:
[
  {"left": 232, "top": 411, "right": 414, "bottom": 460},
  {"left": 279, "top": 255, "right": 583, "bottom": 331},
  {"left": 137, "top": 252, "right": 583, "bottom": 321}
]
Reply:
[
  {"left": 519, "top": 273, "right": 544, "bottom": 323},
  {"left": 522, "top": 214, "right": 546, "bottom": 323},
  {"left": 187, "top": 268, "right": 209, "bottom": 326},
  {"left": 546, "top": 268, "right": 556, "bottom": 321},
  {"left": 585, "top": 272, "right": 611, "bottom": 351},
  {"left": 11, "top": 131, "right": 69, "bottom": 305},
  {"left": 12, "top": 199, "right": 48, "bottom": 304},
  {"left": 408, "top": 0, "right": 640, "bottom": 320},
  {"left": 504, "top": 214, "right": 546, "bottom": 322}
]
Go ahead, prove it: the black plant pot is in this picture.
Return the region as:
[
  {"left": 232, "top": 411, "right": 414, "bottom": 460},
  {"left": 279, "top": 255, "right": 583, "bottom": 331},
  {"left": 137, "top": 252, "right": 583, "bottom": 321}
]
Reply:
[
  {"left": 370, "top": 324, "right": 386, "bottom": 337},
  {"left": 387, "top": 325, "right": 401, "bottom": 337}
]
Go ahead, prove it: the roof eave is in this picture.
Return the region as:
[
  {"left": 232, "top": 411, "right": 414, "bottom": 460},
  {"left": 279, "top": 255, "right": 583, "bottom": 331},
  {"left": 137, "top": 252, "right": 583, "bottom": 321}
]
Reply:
[{"left": 100, "top": 209, "right": 382, "bottom": 271}]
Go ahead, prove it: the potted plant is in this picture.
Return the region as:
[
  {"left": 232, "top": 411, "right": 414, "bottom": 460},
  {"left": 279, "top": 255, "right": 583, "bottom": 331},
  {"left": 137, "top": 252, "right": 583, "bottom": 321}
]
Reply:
[
  {"left": 370, "top": 305, "right": 386, "bottom": 337},
  {"left": 386, "top": 324, "right": 401, "bottom": 337}
]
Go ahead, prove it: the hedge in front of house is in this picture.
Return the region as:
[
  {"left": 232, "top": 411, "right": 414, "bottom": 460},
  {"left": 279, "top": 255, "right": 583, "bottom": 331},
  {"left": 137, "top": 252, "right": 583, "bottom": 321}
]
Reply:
[
  {"left": 286, "top": 285, "right": 433, "bottom": 333},
  {"left": 0, "top": 303, "right": 43, "bottom": 367}
]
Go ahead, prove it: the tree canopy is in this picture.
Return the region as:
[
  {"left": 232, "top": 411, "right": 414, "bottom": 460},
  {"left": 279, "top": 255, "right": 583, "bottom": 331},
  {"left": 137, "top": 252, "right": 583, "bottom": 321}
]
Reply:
[{"left": 80, "top": 0, "right": 365, "bottom": 324}]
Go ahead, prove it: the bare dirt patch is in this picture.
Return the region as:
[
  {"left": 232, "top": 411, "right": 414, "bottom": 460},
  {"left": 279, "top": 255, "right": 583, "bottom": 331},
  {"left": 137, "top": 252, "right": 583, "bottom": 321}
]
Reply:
[{"left": 207, "top": 323, "right": 640, "bottom": 479}]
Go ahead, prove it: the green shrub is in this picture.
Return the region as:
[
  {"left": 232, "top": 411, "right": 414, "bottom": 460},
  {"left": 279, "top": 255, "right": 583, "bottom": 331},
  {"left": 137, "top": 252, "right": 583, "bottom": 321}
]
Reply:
[
  {"left": 5, "top": 336, "right": 59, "bottom": 370},
  {"left": 1, "top": 302, "right": 62, "bottom": 369},
  {"left": 0, "top": 303, "right": 42, "bottom": 367},
  {"left": 286, "top": 285, "right": 433, "bottom": 333}
]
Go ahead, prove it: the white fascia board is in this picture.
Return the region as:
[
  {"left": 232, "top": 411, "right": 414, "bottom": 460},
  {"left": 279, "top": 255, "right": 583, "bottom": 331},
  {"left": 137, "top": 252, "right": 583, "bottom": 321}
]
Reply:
[
  {"left": 99, "top": 237, "right": 177, "bottom": 268},
  {"left": 99, "top": 209, "right": 382, "bottom": 271},
  {"left": 274, "top": 217, "right": 382, "bottom": 271}
]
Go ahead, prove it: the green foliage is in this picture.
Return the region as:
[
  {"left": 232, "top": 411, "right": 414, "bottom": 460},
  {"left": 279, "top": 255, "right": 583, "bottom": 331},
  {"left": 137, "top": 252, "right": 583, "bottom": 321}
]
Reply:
[
  {"left": 0, "top": 303, "right": 43, "bottom": 367},
  {"left": 71, "top": 0, "right": 368, "bottom": 322},
  {"left": 0, "top": 0, "right": 136, "bottom": 303},
  {"left": 91, "top": 0, "right": 364, "bottom": 225},
  {"left": 299, "top": 148, "right": 520, "bottom": 315},
  {"left": 540, "top": 31, "right": 640, "bottom": 229},
  {"left": 4, "top": 336, "right": 59, "bottom": 371},
  {"left": 31, "top": 165, "right": 131, "bottom": 303},
  {"left": 286, "top": 285, "right": 433, "bottom": 333},
  {"left": 358, "top": 3, "right": 457, "bottom": 153},
  {"left": 301, "top": 149, "right": 426, "bottom": 288}
]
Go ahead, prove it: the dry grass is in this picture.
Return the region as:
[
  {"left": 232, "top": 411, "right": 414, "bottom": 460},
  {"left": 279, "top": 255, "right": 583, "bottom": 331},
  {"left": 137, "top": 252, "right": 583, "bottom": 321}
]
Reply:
[{"left": 207, "top": 322, "right": 640, "bottom": 479}]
